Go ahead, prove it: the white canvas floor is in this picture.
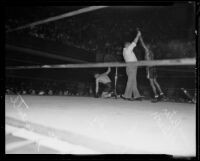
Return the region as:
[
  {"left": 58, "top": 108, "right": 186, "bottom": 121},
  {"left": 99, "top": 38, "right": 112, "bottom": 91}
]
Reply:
[{"left": 5, "top": 95, "right": 196, "bottom": 156}]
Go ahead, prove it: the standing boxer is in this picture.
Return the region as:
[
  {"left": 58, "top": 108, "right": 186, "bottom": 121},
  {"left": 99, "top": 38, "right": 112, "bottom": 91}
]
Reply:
[{"left": 139, "top": 34, "right": 166, "bottom": 102}]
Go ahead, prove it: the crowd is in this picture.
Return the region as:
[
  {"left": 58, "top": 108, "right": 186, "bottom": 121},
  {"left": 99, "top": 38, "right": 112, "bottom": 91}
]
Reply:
[
  {"left": 6, "top": 7, "right": 195, "bottom": 62},
  {"left": 5, "top": 77, "right": 196, "bottom": 103},
  {"left": 5, "top": 78, "right": 94, "bottom": 97}
]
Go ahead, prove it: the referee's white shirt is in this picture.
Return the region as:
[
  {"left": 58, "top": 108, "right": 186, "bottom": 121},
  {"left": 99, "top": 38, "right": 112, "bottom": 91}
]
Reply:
[{"left": 123, "top": 42, "right": 138, "bottom": 62}]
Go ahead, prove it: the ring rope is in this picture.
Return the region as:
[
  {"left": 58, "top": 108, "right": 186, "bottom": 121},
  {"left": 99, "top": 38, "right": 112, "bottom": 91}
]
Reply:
[
  {"left": 6, "top": 6, "right": 108, "bottom": 33},
  {"left": 6, "top": 58, "right": 196, "bottom": 70}
]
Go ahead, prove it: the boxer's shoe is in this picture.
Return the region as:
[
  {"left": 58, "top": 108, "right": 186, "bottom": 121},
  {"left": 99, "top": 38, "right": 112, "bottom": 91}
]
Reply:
[
  {"left": 151, "top": 96, "right": 159, "bottom": 103},
  {"left": 102, "top": 93, "right": 112, "bottom": 98},
  {"left": 159, "top": 93, "right": 167, "bottom": 101}
]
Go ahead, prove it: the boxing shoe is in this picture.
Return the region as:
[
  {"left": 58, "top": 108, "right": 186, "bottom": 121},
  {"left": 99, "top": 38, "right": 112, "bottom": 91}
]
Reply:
[
  {"left": 151, "top": 95, "right": 160, "bottom": 103},
  {"left": 102, "top": 92, "right": 112, "bottom": 98},
  {"left": 159, "top": 93, "right": 167, "bottom": 101}
]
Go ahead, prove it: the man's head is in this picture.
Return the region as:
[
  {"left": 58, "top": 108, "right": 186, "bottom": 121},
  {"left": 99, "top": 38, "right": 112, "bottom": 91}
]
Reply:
[
  {"left": 124, "top": 42, "right": 131, "bottom": 48},
  {"left": 94, "top": 73, "right": 100, "bottom": 79}
]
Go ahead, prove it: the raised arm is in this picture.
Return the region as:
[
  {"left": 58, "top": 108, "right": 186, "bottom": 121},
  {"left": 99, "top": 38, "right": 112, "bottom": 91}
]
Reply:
[
  {"left": 139, "top": 35, "right": 148, "bottom": 51},
  {"left": 133, "top": 31, "right": 141, "bottom": 44},
  {"left": 127, "top": 31, "right": 141, "bottom": 51}
]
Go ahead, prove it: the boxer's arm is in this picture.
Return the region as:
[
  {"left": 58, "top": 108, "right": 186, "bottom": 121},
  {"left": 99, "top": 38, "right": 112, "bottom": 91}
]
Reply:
[
  {"left": 104, "top": 67, "right": 111, "bottom": 75},
  {"left": 101, "top": 67, "right": 111, "bottom": 77},
  {"left": 140, "top": 35, "right": 148, "bottom": 51}
]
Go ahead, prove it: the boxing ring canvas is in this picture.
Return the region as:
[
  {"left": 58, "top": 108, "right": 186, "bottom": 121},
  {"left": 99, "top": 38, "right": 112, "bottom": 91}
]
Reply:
[{"left": 5, "top": 95, "right": 196, "bottom": 155}]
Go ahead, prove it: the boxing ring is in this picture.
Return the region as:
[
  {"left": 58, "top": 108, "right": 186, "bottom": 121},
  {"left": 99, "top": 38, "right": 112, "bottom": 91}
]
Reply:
[{"left": 5, "top": 6, "right": 196, "bottom": 156}]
